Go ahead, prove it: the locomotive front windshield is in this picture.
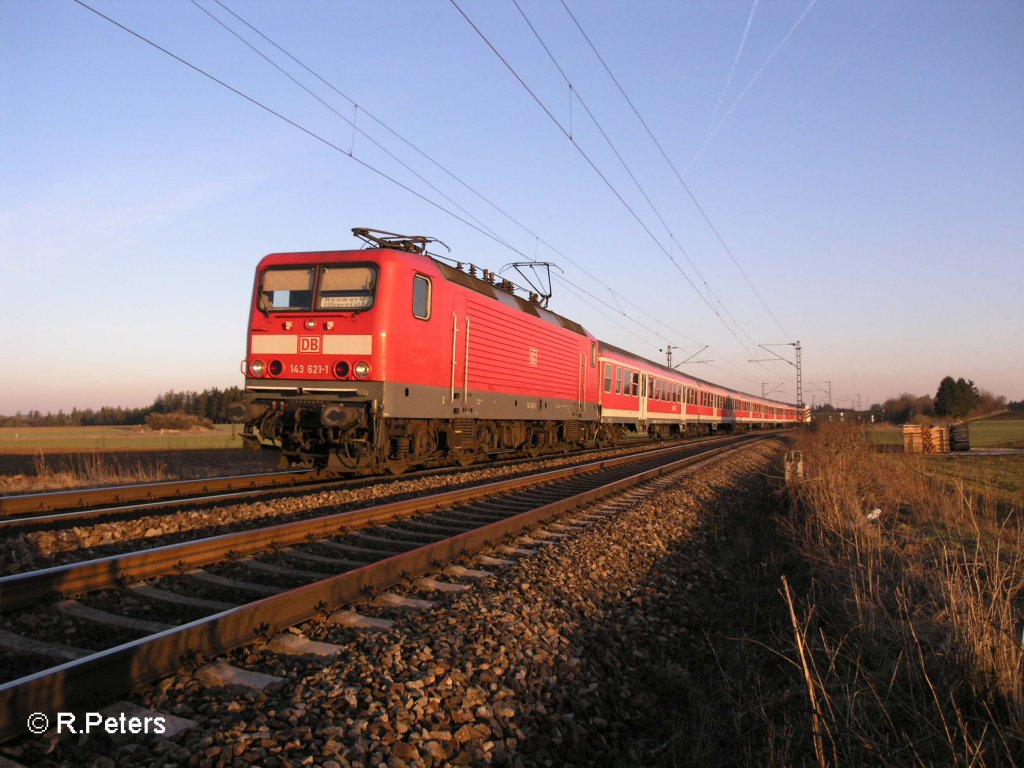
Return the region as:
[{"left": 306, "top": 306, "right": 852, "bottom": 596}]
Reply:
[
  {"left": 258, "top": 264, "right": 377, "bottom": 313},
  {"left": 318, "top": 265, "right": 376, "bottom": 310}
]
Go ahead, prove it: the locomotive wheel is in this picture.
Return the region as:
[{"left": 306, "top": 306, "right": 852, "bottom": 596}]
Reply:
[
  {"left": 384, "top": 458, "right": 410, "bottom": 475},
  {"left": 453, "top": 450, "right": 476, "bottom": 468}
]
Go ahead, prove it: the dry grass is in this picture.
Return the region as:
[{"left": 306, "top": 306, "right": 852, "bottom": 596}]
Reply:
[
  {"left": 0, "top": 451, "right": 172, "bottom": 494},
  {"left": 654, "top": 427, "right": 1023, "bottom": 767},
  {"left": 780, "top": 423, "right": 1023, "bottom": 767}
]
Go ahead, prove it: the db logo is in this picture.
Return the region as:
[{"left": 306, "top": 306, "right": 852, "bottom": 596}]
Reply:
[{"left": 300, "top": 336, "right": 322, "bottom": 353}]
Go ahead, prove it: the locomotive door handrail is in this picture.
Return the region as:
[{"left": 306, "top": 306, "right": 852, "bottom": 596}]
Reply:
[
  {"left": 578, "top": 354, "right": 584, "bottom": 411},
  {"left": 450, "top": 311, "right": 458, "bottom": 402},
  {"left": 463, "top": 317, "right": 471, "bottom": 403}
]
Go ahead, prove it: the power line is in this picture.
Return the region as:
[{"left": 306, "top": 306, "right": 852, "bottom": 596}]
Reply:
[
  {"left": 560, "top": 0, "right": 792, "bottom": 341},
  {"left": 451, "top": 0, "right": 761, "bottom": 360},
  {"left": 202, "top": 0, "right": 711, "bottom": 361},
  {"left": 70, "top": 0, "right": 526, "bottom": 255},
  {"left": 512, "top": 0, "right": 723, "bottom": 312},
  {"left": 191, "top": 0, "right": 514, "bottom": 253}
]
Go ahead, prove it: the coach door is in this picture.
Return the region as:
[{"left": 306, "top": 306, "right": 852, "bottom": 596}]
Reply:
[{"left": 639, "top": 373, "right": 648, "bottom": 423}]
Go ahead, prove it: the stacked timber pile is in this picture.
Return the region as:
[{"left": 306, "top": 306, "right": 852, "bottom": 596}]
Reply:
[
  {"left": 903, "top": 425, "right": 923, "bottom": 454},
  {"left": 903, "top": 425, "right": 950, "bottom": 454},
  {"left": 950, "top": 423, "right": 970, "bottom": 451},
  {"left": 928, "top": 426, "right": 949, "bottom": 453}
]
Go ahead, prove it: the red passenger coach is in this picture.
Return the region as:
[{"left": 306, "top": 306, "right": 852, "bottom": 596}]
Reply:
[
  {"left": 596, "top": 344, "right": 796, "bottom": 436},
  {"left": 231, "top": 228, "right": 798, "bottom": 470}
]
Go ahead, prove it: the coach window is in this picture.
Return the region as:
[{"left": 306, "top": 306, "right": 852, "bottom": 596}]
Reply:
[
  {"left": 259, "top": 267, "right": 314, "bottom": 311},
  {"left": 631, "top": 372, "right": 640, "bottom": 397},
  {"left": 615, "top": 366, "right": 623, "bottom": 395},
  {"left": 412, "top": 275, "right": 431, "bottom": 320}
]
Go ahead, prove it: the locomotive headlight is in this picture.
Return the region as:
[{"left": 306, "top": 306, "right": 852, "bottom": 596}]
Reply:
[
  {"left": 269, "top": 360, "right": 284, "bottom": 376},
  {"left": 353, "top": 361, "right": 371, "bottom": 378},
  {"left": 334, "top": 361, "right": 350, "bottom": 379},
  {"left": 305, "top": 319, "right": 316, "bottom": 330},
  {"left": 250, "top": 359, "right": 266, "bottom": 377}
]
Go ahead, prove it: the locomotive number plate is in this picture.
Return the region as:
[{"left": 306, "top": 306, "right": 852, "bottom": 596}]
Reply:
[{"left": 289, "top": 363, "right": 331, "bottom": 376}]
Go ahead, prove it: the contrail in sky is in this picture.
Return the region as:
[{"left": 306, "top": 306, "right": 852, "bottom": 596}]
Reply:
[
  {"left": 705, "top": 0, "right": 760, "bottom": 143},
  {"left": 686, "top": 0, "right": 819, "bottom": 172}
]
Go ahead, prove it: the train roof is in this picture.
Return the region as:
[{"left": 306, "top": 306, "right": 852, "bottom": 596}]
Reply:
[{"left": 431, "top": 259, "right": 589, "bottom": 337}]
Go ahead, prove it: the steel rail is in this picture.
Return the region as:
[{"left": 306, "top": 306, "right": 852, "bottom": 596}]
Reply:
[
  {"left": 0, "top": 468, "right": 317, "bottom": 519},
  {"left": 0, "top": 433, "right": 741, "bottom": 525},
  {"left": 0, "top": 438, "right": 757, "bottom": 611},
  {"left": 0, "top": 435, "right": 766, "bottom": 742}
]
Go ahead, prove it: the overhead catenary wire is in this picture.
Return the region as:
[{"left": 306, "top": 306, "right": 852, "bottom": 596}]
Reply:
[
  {"left": 512, "top": 0, "right": 730, "bottom": 325},
  {"left": 450, "top": 0, "right": 763, "bottom": 362},
  {"left": 512, "top": 0, "right": 769, "bottom": 361},
  {"left": 561, "top": 0, "right": 792, "bottom": 341},
  {"left": 205, "top": 0, "right": 703, "bottom": 361},
  {"left": 189, "top": 0, "right": 515, "bottom": 254},
  {"left": 70, "top": 0, "right": 528, "bottom": 258}
]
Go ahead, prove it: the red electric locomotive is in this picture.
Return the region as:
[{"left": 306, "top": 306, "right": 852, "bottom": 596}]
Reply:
[
  {"left": 231, "top": 229, "right": 798, "bottom": 470},
  {"left": 231, "top": 229, "right": 602, "bottom": 471}
]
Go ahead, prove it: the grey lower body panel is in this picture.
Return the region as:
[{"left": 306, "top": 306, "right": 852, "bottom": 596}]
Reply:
[{"left": 381, "top": 381, "right": 597, "bottom": 423}]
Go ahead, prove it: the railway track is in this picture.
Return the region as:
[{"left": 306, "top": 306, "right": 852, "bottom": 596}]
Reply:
[
  {"left": 0, "top": 435, "right": 732, "bottom": 534},
  {"left": 0, "top": 467, "right": 323, "bottom": 521},
  {"left": 0, "top": 433, "right": 766, "bottom": 743}
]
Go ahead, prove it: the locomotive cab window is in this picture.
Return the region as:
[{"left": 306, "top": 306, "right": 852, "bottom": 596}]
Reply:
[
  {"left": 259, "top": 267, "right": 314, "bottom": 312},
  {"left": 412, "top": 275, "right": 431, "bottom": 320},
  {"left": 318, "top": 265, "right": 377, "bottom": 311}
]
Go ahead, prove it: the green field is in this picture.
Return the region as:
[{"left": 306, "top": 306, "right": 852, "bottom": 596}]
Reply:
[
  {"left": 865, "top": 412, "right": 1024, "bottom": 450},
  {"left": 921, "top": 454, "right": 1024, "bottom": 509},
  {"left": 966, "top": 416, "right": 1024, "bottom": 448},
  {"left": 0, "top": 424, "right": 244, "bottom": 453},
  {"left": 867, "top": 424, "right": 904, "bottom": 447}
]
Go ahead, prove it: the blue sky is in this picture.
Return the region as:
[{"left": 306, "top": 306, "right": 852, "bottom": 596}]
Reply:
[{"left": 2, "top": 0, "right": 1021, "bottom": 414}]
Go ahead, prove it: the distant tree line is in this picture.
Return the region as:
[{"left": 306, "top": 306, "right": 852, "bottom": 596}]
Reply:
[
  {"left": 878, "top": 376, "right": 1006, "bottom": 425},
  {"left": 810, "top": 375, "right": 1011, "bottom": 425},
  {"left": 0, "top": 387, "right": 243, "bottom": 428}
]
